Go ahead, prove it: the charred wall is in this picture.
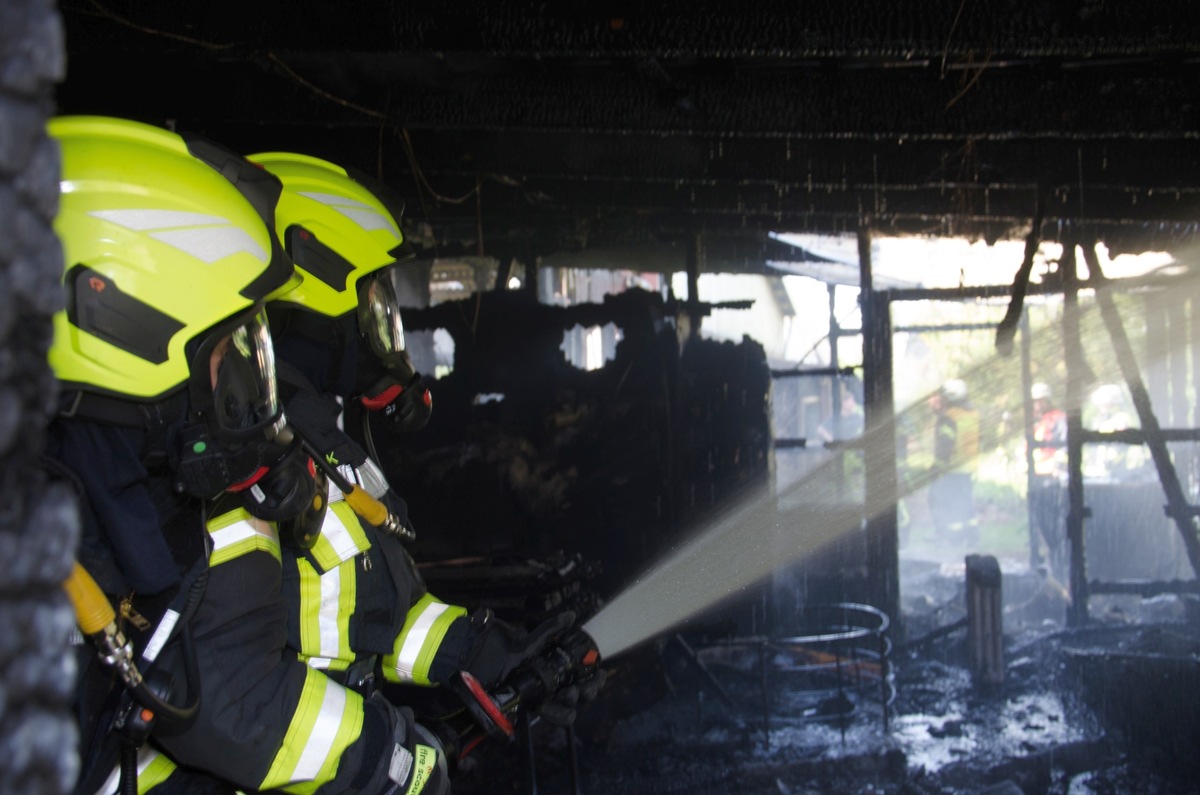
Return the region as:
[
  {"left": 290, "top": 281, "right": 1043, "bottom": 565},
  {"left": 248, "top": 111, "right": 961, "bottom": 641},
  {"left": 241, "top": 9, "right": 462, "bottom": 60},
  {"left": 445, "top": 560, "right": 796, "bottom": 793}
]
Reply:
[{"left": 361, "top": 287, "right": 772, "bottom": 623}]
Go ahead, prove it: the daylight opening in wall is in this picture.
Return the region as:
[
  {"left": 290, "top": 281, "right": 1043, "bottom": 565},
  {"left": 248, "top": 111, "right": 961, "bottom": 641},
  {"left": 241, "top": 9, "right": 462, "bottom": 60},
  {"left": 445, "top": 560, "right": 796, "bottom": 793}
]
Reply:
[
  {"left": 562, "top": 323, "right": 621, "bottom": 371},
  {"left": 473, "top": 393, "right": 505, "bottom": 405},
  {"left": 431, "top": 328, "right": 455, "bottom": 378},
  {"left": 406, "top": 327, "right": 455, "bottom": 379}
]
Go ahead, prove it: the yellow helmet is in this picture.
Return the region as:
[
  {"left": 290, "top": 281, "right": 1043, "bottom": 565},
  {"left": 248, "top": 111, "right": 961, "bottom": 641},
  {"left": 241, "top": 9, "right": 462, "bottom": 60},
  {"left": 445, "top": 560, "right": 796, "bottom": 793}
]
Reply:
[
  {"left": 50, "top": 116, "right": 292, "bottom": 402},
  {"left": 49, "top": 116, "right": 296, "bottom": 497},
  {"left": 249, "top": 152, "right": 431, "bottom": 432},
  {"left": 246, "top": 152, "right": 406, "bottom": 319}
]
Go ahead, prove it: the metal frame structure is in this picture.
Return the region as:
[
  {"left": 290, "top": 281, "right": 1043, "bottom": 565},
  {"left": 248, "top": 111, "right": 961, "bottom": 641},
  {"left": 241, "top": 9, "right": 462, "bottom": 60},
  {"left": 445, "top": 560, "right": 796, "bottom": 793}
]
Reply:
[{"left": 869, "top": 239, "right": 1200, "bottom": 627}]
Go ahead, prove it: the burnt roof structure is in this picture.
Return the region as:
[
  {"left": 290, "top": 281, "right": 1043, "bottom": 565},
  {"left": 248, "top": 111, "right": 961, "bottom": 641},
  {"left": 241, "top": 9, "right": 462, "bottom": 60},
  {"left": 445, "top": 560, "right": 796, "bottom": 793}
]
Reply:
[{"left": 55, "top": 1, "right": 1200, "bottom": 266}]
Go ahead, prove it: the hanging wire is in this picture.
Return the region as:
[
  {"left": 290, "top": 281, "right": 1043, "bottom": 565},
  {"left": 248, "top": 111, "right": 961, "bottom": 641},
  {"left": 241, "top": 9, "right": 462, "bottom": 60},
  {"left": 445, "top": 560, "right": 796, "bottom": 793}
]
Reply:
[{"left": 84, "top": 0, "right": 235, "bottom": 49}]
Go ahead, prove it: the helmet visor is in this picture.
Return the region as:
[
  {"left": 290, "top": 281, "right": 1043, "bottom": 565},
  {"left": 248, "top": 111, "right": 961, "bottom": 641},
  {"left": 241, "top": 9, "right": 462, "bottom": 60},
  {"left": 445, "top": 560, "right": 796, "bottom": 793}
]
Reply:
[
  {"left": 357, "top": 269, "right": 405, "bottom": 360},
  {"left": 209, "top": 310, "right": 280, "bottom": 439}
]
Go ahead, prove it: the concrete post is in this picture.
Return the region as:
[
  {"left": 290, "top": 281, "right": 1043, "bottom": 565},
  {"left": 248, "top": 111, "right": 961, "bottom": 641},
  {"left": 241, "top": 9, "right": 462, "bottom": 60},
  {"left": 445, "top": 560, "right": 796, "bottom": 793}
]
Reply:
[{"left": 966, "top": 554, "right": 1004, "bottom": 686}]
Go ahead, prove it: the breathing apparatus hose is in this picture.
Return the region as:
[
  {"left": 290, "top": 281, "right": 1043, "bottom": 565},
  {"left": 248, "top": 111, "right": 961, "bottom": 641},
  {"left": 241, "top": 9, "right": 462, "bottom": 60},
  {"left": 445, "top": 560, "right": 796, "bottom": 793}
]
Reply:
[
  {"left": 361, "top": 409, "right": 383, "bottom": 483},
  {"left": 288, "top": 430, "right": 415, "bottom": 541},
  {"left": 63, "top": 562, "right": 200, "bottom": 723}
]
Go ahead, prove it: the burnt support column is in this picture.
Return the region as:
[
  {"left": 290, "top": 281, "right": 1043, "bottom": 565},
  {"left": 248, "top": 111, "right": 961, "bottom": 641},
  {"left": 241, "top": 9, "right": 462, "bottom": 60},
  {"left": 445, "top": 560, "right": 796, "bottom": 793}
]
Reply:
[
  {"left": 1020, "top": 310, "right": 1039, "bottom": 569},
  {"left": 1167, "top": 291, "right": 1190, "bottom": 505},
  {"left": 1145, "top": 291, "right": 1169, "bottom": 420},
  {"left": 1062, "top": 239, "right": 1091, "bottom": 626},
  {"left": 1192, "top": 293, "right": 1200, "bottom": 502},
  {"left": 494, "top": 253, "right": 513, "bottom": 290},
  {"left": 1167, "top": 292, "right": 1188, "bottom": 429},
  {"left": 1084, "top": 244, "right": 1200, "bottom": 578},
  {"left": 828, "top": 282, "right": 841, "bottom": 375},
  {"left": 523, "top": 257, "right": 539, "bottom": 299},
  {"left": 966, "top": 554, "right": 1004, "bottom": 686},
  {"left": 685, "top": 232, "right": 702, "bottom": 341},
  {"left": 859, "top": 226, "right": 900, "bottom": 628}
]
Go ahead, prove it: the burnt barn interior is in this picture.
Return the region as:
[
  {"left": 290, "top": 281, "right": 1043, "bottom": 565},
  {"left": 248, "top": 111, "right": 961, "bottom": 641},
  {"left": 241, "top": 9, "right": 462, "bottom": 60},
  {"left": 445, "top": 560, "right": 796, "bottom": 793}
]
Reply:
[{"left": 4, "top": 2, "right": 1200, "bottom": 793}]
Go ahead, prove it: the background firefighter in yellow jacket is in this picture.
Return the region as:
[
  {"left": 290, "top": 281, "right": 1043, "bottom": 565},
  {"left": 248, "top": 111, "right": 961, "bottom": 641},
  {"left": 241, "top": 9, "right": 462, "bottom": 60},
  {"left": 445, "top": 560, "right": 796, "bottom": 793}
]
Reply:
[
  {"left": 1029, "top": 382, "right": 1068, "bottom": 575},
  {"left": 927, "top": 379, "right": 981, "bottom": 549}
]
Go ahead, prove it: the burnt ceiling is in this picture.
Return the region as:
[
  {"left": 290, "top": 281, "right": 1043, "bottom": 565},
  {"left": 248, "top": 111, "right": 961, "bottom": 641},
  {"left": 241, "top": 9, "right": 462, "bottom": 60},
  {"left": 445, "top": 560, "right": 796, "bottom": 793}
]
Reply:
[{"left": 54, "top": 1, "right": 1200, "bottom": 267}]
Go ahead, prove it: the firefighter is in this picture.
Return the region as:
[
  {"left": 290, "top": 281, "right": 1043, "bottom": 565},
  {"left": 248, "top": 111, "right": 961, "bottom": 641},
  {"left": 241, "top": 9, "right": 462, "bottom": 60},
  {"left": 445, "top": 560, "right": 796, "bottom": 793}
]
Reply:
[
  {"left": 928, "top": 378, "right": 981, "bottom": 548},
  {"left": 1029, "top": 382, "right": 1067, "bottom": 573},
  {"left": 243, "top": 152, "right": 595, "bottom": 768},
  {"left": 45, "top": 116, "right": 313, "bottom": 793},
  {"left": 50, "top": 116, "right": 446, "bottom": 795}
]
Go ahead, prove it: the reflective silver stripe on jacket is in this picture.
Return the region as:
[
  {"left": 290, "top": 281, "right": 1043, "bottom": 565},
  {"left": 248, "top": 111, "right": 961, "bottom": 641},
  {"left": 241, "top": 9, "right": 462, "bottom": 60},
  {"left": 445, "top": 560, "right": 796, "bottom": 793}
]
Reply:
[{"left": 393, "top": 601, "right": 451, "bottom": 682}]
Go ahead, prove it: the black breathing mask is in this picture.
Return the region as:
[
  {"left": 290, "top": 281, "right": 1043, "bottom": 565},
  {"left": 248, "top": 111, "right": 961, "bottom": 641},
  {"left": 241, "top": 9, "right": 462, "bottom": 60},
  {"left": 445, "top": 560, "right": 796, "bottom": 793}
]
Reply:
[
  {"left": 353, "top": 270, "right": 432, "bottom": 432},
  {"left": 228, "top": 431, "right": 320, "bottom": 524},
  {"left": 276, "top": 463, "right": 329, "bottom": 550},
  {"left": 173, "top": 309, "right": 286, "bottom": 499}
]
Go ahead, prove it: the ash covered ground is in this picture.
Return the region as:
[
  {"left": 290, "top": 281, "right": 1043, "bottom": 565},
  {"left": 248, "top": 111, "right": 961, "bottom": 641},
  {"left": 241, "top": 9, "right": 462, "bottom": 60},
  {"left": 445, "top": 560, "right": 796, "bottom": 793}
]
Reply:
[{"left": 448, "top": 559, "right": 1200, "bottom": 795}]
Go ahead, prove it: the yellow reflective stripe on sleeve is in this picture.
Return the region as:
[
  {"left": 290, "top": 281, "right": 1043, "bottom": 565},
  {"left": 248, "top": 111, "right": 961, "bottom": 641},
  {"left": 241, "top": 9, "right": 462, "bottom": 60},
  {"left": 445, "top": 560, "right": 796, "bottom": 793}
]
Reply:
[
  {"left": 295, "top": 556, "right": 356, "bottom": 672},
  {"left": 207, "top": 508, "right": 281, "bottom": 567},
  {"left": 308, "top": 501, "right": 370, "bottom": 571},
  {"left": 136, "top": 751, "right": 179, "bottom": 794},
  {"left": 261, "top": 667, "right": 364, "bottom": 791},
  {"left": 93, "top": 745, "right": 176, "bottom": 795},
  {"left": 404, "top": 744, "right": 438, "bottom": 795},
  {"left": 383, "top": 594, "right": 467, "bottom": 686}
]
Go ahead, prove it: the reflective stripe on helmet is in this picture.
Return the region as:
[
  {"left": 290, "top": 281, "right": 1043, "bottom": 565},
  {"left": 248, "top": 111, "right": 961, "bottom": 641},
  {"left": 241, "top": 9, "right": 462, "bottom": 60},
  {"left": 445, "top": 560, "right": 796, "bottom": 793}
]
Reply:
[
  {"left": 297, "top": 191, "right": 397, "bottom": 234},
  {"left": 90, "top": 208, "right": 269, "bottom": 263},
  {"left": 260, "top": 669, "right": 364, "bottom": 790},
  {"left": 384, "top": 594, "right": 467, "bottom": 686}
]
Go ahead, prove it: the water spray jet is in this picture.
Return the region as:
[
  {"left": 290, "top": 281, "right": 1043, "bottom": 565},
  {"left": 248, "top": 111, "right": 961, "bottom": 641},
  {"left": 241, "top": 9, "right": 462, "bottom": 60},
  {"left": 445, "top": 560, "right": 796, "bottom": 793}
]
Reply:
[{"left": 583, "top": 279, "right": 1192, "bottom": 659}]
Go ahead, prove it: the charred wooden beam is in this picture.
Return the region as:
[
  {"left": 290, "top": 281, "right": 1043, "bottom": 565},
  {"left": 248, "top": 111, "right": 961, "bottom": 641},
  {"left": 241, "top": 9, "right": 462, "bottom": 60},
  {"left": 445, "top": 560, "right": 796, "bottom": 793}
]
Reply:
[{"left": 1083, "top": 241, "right": 1200, "bottom": 579}]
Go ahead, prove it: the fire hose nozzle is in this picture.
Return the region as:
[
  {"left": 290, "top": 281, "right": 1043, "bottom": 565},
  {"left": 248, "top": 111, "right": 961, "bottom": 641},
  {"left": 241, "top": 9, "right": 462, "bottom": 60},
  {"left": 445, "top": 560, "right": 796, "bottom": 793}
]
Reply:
[{"left": 454, "top": 626, "right": 603, "bottom": 741}]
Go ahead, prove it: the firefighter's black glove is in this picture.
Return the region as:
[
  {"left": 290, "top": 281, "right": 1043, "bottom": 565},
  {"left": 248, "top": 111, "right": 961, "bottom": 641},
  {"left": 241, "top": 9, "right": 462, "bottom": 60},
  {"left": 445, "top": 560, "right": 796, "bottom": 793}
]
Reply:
[
  {"left": 538, "top": 666, "right": 607, "bottom": 727},
  {"left": 360, "top": 371, "right": 433, "bottom": 433},
  {"left": 462, "top": 609, "right": 576, "bottom": 689}
]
